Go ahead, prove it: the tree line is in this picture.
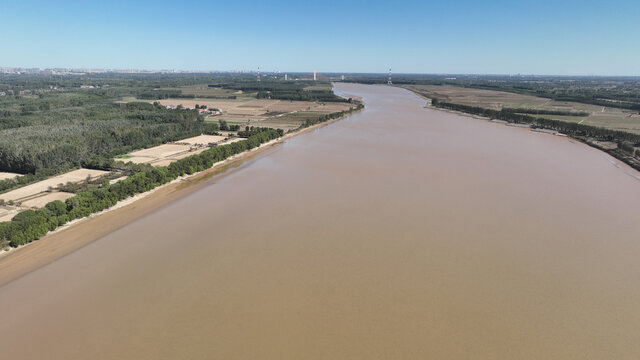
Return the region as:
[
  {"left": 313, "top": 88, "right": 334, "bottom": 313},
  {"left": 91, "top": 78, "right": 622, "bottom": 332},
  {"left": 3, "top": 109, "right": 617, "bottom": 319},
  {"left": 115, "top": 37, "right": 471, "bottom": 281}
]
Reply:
[
  {"left": 431, "top": 98, "right": 640, "bottom": 170},
  {"left": 502, "top": 107, "right": 589, "bottom": 117},
  {"left": 432, "top": 99, "right": 640, "bottom": 143},
  {"left": 296, "top": 103, "right": 364, "bottom": 130},
  {"left": 215, "top": 80, "right": 348, "bottom": 102},
  {"left": 0, "top": 165, "right": 76, "bottom": 195}
]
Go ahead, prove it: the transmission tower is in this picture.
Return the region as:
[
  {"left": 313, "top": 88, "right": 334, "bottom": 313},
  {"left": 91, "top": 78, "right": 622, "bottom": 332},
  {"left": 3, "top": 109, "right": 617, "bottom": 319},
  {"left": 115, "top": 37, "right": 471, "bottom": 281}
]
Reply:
[{"left": 387, "top": 68, "right": 392, "bottom": 85}]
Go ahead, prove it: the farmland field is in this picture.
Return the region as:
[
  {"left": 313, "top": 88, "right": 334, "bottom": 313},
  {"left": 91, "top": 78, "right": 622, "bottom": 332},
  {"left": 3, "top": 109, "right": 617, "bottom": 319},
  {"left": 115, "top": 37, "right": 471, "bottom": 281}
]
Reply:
[
  {"left": 0, "top": 208, "right": 19, "bottom": 223},
  {"left": 0, "top": 168, "right": 109, "bottom": 203},
  {"left": 176, "top": 134, "right": 226, "bottom": 146},
  {"left": 128, "top": 144, "right": 193, "bottom": 160},
  {"left": 153, "top": 98, "right": 354, "bottom": 131},
  {"left": 117, "top": 135, "right": 232, "bottom": 167},
  {"left": 0, "top": 172, "right": 19, "bottom": 181},
  {"left": 21, "top": 192, "right": 75, "bottom": 209},
  {"left": 0, "top": 168, "right": 110, "bottom": 221},
  {"left": 259, "top": 111, "right": 329, "bottom": 130}
]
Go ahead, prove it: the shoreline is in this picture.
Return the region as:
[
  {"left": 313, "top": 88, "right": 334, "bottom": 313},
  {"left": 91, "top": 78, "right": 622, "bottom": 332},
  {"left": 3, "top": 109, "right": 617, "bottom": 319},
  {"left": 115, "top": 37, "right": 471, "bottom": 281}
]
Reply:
[
  {"left": 0, "top": 108, "right": 361, "bottom": 287},
  {"left": 403, "top": 86, "right": 640, "bottom": 177},
  {"left": 405, "top": 87, "right": 567, "bottom": 136}
]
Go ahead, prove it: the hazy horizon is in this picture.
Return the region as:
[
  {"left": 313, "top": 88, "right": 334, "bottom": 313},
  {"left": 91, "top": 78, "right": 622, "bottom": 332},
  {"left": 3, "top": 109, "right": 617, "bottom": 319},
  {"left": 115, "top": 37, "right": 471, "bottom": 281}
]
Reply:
[
  {"left": 2, "top": 0, "right": 639, "bottom": 76},
  {"left": 3, "top": 67, "right": 640, "bottom": 79}
]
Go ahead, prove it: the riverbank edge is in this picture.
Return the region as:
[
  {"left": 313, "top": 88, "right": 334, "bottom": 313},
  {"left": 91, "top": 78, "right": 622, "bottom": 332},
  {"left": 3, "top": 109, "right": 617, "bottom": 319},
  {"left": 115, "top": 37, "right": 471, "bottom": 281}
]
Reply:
[
  {"left": 0, "top": 104, "right": 364, "bottom": 286},
  {"left": 404, "top": 87, "right": 640, "bottom": 175}
]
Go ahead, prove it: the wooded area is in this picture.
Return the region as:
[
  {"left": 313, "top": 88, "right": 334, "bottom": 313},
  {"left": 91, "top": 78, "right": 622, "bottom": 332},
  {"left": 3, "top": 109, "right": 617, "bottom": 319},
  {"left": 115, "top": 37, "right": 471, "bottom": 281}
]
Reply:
[
  {"left": 0, "top": 74, "right": 237, "bottom": 175},
  {"left": 215, "top": 80, "right": 348, "bottom": 102}
]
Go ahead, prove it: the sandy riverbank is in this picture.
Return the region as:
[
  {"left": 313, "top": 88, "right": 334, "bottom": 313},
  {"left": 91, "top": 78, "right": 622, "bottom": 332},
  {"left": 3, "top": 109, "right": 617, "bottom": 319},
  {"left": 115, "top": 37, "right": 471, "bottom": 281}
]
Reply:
[{"left": 0, "top": 111, "right": 360, "bottom": 286}]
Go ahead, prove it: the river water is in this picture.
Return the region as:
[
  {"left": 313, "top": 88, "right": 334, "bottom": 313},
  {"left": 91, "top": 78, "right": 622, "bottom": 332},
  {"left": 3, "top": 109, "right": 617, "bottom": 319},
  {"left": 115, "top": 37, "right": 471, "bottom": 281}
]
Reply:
[{"left": 1, "top": 83, "right": 640, "bottom": 359}]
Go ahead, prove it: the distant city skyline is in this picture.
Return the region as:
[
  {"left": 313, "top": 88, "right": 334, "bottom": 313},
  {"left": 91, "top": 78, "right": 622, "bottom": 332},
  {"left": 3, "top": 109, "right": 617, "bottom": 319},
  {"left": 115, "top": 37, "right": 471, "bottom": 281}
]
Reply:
[
  {"left": 1, "top": 0, "right": 639, "bottom": 76},
  {"left": 3, "top": 67, "right": 640, "bottom": 78}
]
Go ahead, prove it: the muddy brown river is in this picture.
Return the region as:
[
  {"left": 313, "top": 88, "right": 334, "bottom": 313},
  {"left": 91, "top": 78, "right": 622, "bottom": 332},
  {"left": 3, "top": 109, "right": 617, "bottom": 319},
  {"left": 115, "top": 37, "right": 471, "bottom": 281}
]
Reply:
[{"left": 1, "top": 83, "right": 640, "bottom": 359}]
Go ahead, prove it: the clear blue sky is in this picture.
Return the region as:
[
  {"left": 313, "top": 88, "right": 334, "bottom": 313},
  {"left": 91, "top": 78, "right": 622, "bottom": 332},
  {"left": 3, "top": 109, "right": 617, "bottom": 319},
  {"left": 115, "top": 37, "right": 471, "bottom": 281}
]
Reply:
[{"left": 1, "top": 0, "right": 638, "bottom": 75}]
